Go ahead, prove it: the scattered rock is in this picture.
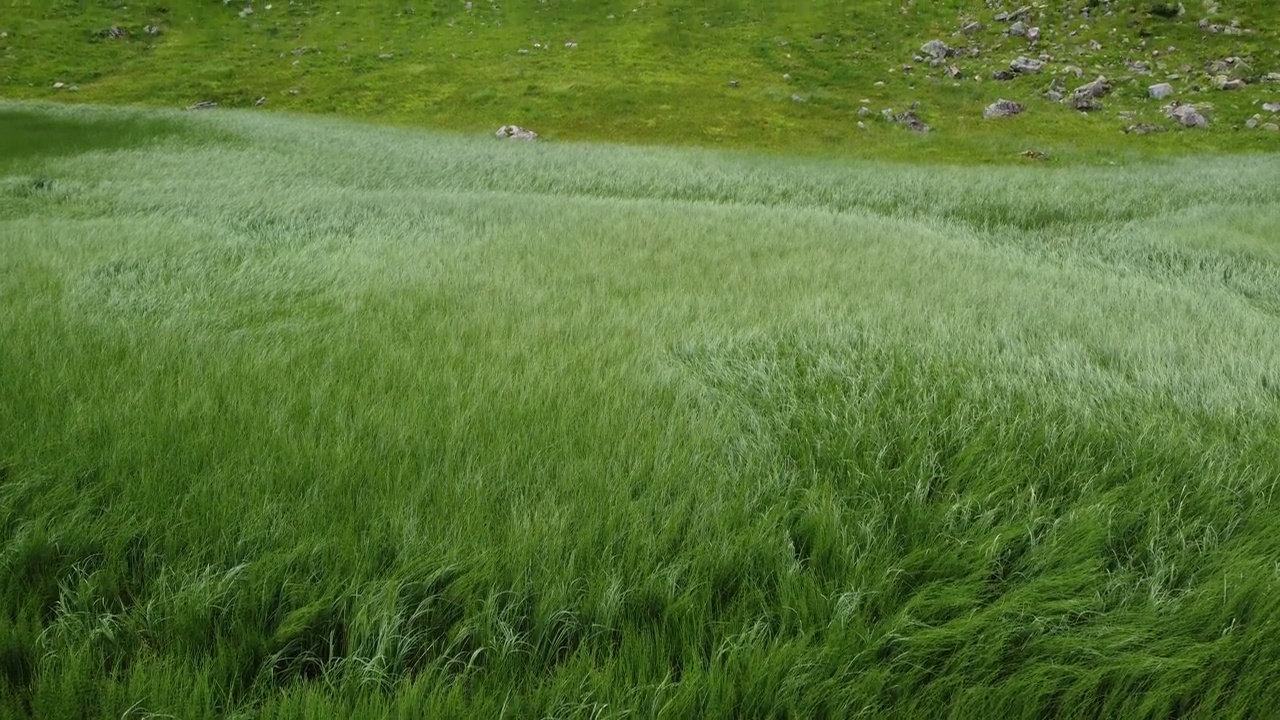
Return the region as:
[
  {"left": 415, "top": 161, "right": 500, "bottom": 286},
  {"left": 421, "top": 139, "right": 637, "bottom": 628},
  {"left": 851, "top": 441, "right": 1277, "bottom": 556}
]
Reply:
[
  {"left": 1020, "top": 149, "right": 1050, "bottom": 161},
  {"left": 1074, "top": 76, "right": 1113, "bottom": 100},
  {"left": 517, "top": 48, "right": 529, "bottom": 55},
  {"left": 728, "top": 79, "right": 740, "bottom": 88},
  {"left": 1217, "top": 78, "right": 1247, "bottom": 91},
  {"left": 921, "top": 39, "right": 953, "bottom": 60},
  {"left": 857, "top": 121, "right": 868, "bottom": 130},
  {"left": 1262, "top": 103, "right": 1280, "bottom": 113},
  {"left": 946, "top": 64, "right": 963, "bottom": 79},
  {"left": 1044, "top": 90, "right": 1064, "bottom": 102},
  {"left": 1148, "top": 82, "right": 1174, "bottom": 99},
  {"left": 962, "top": 21, "right": 983, "bottom": 34},
  {"left": 1011, "top": 56, "right": 1044, "bottom": 74},
  {"left": 1072, "top": 96, "right": 1103, "bottom": 112},
  {"left": 1165, "top": 102, "right": 1208, "bottom": 127},
  {"left": 1124, "top": 123, "right": 1166, "bottom": 134},
  {"left": 52, "top": 81, "right": 65, "bottom": 89},
  {"left": 791, "top": 93, "right": 807, "bottom": 104},
  {"left": 1246, "top": 117, "right": 1259, "bottom": 129},
  {"left": 985, "top": 99, "right": 1025, "bottom": 119},
  {"left": 378, "top": 53, "right": 395, "bottom": 60},
  {"left": 496, "top": 125, "right": 538, "bottom": 140},
  {"left": 254, "top": 96, "right": 266, "bottom": 106},
  {"left": 992, "top": 69, "right": 1017, "bottom": 81},
  {"left": 564, "top": 41, "right": 578, "bottom": 49},
  {"left": 144, "top": 24, "right": 162, "bottom": 35},
  {"left": 1027, "top": 27, "right": 1041, "bottom": 43},
  {"left": 995, "top": 6, "right": 1031, "bottom": 22},
  {"left": 1266, "top": 73, "right": 1280, "bottom": 84},
  {"left": 1009, "top": 21, "right": 1028, "bottom": 37},
  {"left": 889, "top": 109, "right": 931, "bottom": 133},
  {"left": 857, "top": 106, "right": 871, "bottom": 116},
  {"left": 783, "top": 73, "right": 792, "bottom": 82},
  {"left": 1263, "top": 123, "right": 1280, "bottom": 132},
  {"left": 186, "top": 101, "right": 217, "bottom": 111},
  {"left": 106, "top": 25, "right": 126, "bottom": 39},
  {"left": 238, "top": 6, "right": 253, "bottom": 18},
  {"left": 1062, "top": 65, "right": 1085, "bottom": 79}
]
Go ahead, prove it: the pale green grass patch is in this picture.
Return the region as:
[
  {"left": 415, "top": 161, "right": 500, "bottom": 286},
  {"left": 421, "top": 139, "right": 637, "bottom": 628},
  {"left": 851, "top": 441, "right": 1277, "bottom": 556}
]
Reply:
[{"left": 2, "top": 102, "right": 1279, "bottom": 718}]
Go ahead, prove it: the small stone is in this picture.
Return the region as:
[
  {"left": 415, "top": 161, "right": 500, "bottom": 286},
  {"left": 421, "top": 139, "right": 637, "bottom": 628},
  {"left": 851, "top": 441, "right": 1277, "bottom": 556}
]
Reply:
[
  {"left": 984, "top": 99, "right": 1025, "bottom": 119},
  {"left": 1009, "top": 21, "right": 1027, "bottom": 37},
  {"left": 728, "top": 79, "right": 740, "bottom": 88},
  {"left": 254, "top": 97, "right": 266, "bottom": 106},
  {"left": 1072, "top": 96, "right": 1103, "bottom": 112},
  {"left": 992, "top": 69, "right": 1017, "bottom": 81},
  {"left": 565, "top": 41, "right": 578, "bottom": 49},
  {"left": 1074, "top": 76, "right": 1113, "bottom": 99},
  {"left": 962, "top": 21, "right": 982, "bottom": 34},
  {"left": 496, "top": 125, "right": 538, "bottom": 141},
  {"left": 1219, "top": 78, "right": 1246, "bottom": 91},
  {"left": 1011, "top": 56, "right": 1044, "bottom": 74},
  {"left": 1262, "top": 103, "right": 1280, "bottom": 113},
  {"left": 783, "top": 73, "right": 792, "bottom": 82},
  {"left": 921, "top": 39, "right": 952, "bottom": 60},
  {"left": 1044, "top": 90, "right": 1064, "bottom": 102},
  {"left": 1124, "top": 123, "right": 1165, "bottom": 135},
  {"left": 517, "top": 48, "right": 529, "bottom": 55},
  {"left": 857, "top": 121, "right": 868, "bottom": 130},
  {"left": 857, "top": 106, "right": 871, "bottom": 116},
  {"left": 1165, "top": 102, "right": 1208, "bottom": 127},
  {"left": 1062, "top": 65, "right": 1085, "bottom": 78},
  {"left": 791, "top": 93, "right": 807, "bottom": 103},
  {"left": 946, "top": 64, "right": 962, "bottom": 79},
  {"left": 378, "top": 53, "right": 395, "bottom": 60},
  {"left": 1148, "top": 82, "right": 1174, "bottom": 99},
  {"left": 1263, "top": 123, "right": 1280, "bottom": 132},
  {"left": 186, "top": 101, "right": 218, "bottom": 111},
  {"left": 1027, "top": 27, "right": 1041, "bottom": 43},
  {"left": 52, "top": 81, "right": 65, "bottom": 89},
  {"left": 1246, "top": 117, "right": 1259, "bottom": 129}
]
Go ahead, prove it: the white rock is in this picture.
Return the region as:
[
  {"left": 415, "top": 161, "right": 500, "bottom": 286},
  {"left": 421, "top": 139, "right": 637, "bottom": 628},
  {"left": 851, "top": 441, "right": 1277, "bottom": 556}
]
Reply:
[{"left": 1148, "top": 83, "right": 1174, "bottom": 99}]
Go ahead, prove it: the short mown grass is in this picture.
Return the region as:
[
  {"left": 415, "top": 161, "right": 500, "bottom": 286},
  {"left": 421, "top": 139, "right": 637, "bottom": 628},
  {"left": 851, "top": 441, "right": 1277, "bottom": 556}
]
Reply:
[{"left": 2, "top": 101, "right": 1280, "bottom": 718}]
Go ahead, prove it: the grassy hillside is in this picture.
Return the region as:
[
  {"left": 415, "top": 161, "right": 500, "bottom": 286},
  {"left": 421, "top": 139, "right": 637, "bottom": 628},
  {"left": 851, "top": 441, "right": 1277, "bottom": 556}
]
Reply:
[
  {"left": 2, "top": 101, "right": 1280, "bottom": 717},
  {"left": 2, "top": 1, "right": 1280, "bottom": 161}
]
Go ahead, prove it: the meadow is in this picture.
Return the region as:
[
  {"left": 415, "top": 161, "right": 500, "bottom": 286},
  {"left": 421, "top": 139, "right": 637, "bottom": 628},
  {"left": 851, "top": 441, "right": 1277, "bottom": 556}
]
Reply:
[
  {"left": 4, "top": 0, "right": 1280, "bottom": 162},
  {"left": 2, "top": 101, "right": 1280, "bottom": 717}
]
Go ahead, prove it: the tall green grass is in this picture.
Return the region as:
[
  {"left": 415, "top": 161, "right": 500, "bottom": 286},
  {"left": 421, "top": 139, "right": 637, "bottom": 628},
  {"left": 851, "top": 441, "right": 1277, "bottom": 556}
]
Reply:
[{"left": 2, "top": 102, "right": 1280, "bottom": 718}]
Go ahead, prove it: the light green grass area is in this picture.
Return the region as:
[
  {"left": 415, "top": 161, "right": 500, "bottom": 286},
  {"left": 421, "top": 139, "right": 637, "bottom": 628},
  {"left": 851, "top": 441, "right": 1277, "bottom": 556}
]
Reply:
[
  {"left": 2, "top": 1, "right": 1279, "bottom": 162},
  {"left": 2, "top": 101, "right": 1280, "bottom": 717}
]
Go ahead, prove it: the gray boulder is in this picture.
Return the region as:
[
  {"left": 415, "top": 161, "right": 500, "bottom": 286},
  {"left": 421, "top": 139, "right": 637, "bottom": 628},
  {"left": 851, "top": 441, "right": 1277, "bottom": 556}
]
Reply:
[
  {"left": 1165, "top": 102, "right": 1208, "bottom": 127},
  {"left": 1148, "top": 83, "right": 1174, "bottom": 100},
  {"left": 1011, "top": 56, "right": 1044, "bottom": 73},
  {"left": 496, "top": 125, "right": 539, "bottom": 140},
  {"left": 984, "top": 99, "right": 1025, "bottom": 119},
  {"left": 921, "top": 40, "right": 952, "bottom": 60}
]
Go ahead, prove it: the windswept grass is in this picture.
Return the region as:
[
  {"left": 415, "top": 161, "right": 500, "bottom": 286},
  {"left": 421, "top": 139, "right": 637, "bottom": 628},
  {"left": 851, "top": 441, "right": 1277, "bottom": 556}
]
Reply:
[{"left": 2, "top": 102, "right": 1280, "bottom": 717}]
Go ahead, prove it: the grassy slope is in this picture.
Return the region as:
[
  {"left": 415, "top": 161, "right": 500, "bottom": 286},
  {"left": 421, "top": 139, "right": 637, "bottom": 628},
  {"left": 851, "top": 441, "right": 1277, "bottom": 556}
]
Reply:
[
  {"left": 3, "top": 102, "right": 1280, "bottom": 717},
  {"left": 1, "top": 1, "right": 1279, "bottom": 162}
]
